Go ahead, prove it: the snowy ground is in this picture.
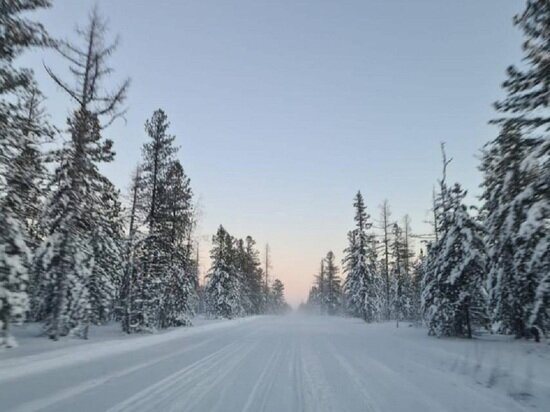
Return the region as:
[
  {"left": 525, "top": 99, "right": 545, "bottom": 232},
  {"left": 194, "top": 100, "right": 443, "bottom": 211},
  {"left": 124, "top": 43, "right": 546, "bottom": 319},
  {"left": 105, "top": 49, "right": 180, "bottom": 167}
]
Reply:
[{"left": 1, "top": 316, "right": 549, "bottom": 412}]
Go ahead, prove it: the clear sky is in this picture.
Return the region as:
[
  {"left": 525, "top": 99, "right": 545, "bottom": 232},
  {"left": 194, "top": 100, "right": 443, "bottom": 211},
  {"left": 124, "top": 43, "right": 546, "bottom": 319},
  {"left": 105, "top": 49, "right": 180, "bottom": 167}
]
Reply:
[{"left": 21, "top": 0, "right": 524, "bottom": 306}]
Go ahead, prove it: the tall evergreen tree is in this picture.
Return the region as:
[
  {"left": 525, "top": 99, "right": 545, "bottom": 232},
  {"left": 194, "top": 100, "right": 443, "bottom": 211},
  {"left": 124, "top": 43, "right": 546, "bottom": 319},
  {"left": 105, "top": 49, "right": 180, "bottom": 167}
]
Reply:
[
  {"left": 323, "top": 251, "right": 341, "bottom": 315},
  {"left": 88, "top": 178, "right": 124, "bottom": 324},
  {"left": 410, "top": 249, "right": 426, "bottom": 323},
  {"left": 157, "top": 160, "right": 196, "bottom": 327},
  {"left": 129, "top": 110, "right": 196, "bottom": 331},
  {"left": 206, "top": 226, "right": 242, "bottom": 319},
  {"left": 343, "top": 191, "right": 378, "bottom": 322},
  {"left": 424, "top": 184, "right": 488, "bottom": 338},
  {"left": 34, "top": 8, "right": 129, "bottom": 339},
  {"left": 482, "top": 0, "right": 550, "bottom": 337},
  {"left": 390, "top": 223, "right": 407, "bottom": 326},
  {"left": 243, "top": 236, "right": 265, "bottom": 314},
  {"left": 0, "top": 0, "right": 51, "bottom": 347},
  {"left": 270, "top": 279, "right": 289, "bottom": 314}
]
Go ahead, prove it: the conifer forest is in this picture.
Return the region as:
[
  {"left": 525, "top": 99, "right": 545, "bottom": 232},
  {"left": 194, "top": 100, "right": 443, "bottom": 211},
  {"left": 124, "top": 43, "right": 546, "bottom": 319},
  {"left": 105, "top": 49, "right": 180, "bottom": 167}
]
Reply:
[{"left": 0, "top": 1, "right": 548, "bottom": 411}]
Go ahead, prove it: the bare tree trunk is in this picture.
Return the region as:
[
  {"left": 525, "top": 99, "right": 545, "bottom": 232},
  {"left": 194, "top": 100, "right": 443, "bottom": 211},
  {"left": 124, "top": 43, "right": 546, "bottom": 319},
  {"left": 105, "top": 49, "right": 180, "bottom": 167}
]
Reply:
[{"left": 380, "top": 200, "right": 391, "bottom": 320}]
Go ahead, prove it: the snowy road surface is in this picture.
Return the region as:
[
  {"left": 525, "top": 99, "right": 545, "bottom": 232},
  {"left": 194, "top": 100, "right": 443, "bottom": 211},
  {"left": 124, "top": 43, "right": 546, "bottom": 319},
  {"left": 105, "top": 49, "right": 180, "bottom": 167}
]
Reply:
[{"left": 1, "top": 316, "right": 548, "bottom": 412}]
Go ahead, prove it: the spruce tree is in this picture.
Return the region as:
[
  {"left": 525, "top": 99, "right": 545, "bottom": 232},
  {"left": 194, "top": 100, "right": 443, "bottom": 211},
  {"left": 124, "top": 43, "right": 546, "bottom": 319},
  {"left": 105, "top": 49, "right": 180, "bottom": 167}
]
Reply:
[
  {"left": 323, "top": 251, "right": 341, "bottom": 315},
  {"left": 314, "top": 259, "right": 327, "bottom": 314},
  {"left": 243, "top": 236, "right": 265, "bottom": 314},
  {"left": 390, "top": 223, "right": 406, "bottom": 326},
  {"left": 206, "top": 226, "right": 242, "bottom": 319},
  {"left": 270, "top": 279, "right": 289, "bottom": 314},
  {"left": 88, "top": 178, "right": 124, "bottom": 324},
  {"left": 0, "top": 0, "right": 51, "bottom": 347},
  {"left": 343, "top": 191, "right": 378, "bottom": 322},
  {"left": 482, "top": 0, "right": 550, "bottom": 337},
  {"left": 424, "top": 184, "right": 488, "bottom": 337},
  {"left": 159, "top": 160, "right": 196, "bottom": 327},
  {"left": 410, "top": 250, "right": 426, "bottom": 323}
]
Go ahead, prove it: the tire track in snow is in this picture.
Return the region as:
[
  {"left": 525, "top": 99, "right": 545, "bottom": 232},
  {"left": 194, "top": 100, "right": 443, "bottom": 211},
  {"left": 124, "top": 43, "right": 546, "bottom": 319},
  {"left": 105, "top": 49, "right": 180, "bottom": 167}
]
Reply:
[
  {"left": 322, "top": 340, "right": 381, "bottom": 412},
  {"left": 298, "top": 337, "right": 339, "bottom": 412},
  {"left": 106, "top": 327, "right": 263, "bottom": 412},
  {"left": 180, "top": 338, "right": 260, "bottom": 412},
  {"left": 290, "top": 337, "right": 305, "bottom": 411},
  {"left": 325, "top": 339, "right": 435, "bottom": 412},
  {"left": 9, "top": 336, "right": 218, "bottom": 412},
  {"left": 177, "top": 325, "right": 272, "bottom": 412},
  {"left": 240, "top": 337, "right": 285, "bottom": 412},
  {"left": 105, "top": 339, "right": 246, "bottom": 412}
]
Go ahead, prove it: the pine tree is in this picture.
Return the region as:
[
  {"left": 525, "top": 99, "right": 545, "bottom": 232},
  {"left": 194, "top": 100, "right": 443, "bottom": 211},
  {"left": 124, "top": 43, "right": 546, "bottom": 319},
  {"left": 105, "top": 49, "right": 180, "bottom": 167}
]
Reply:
[
  {"left": 0, "top": 0, "right": 51, "bottom": 347},
  {"left": 130, "top": 111, "right": 196, "bottom": 330}
]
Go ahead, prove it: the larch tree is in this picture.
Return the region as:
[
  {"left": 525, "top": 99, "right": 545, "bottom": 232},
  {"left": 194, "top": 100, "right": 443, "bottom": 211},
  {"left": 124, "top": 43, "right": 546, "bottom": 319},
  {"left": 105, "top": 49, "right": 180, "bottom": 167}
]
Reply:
[
  {"left": 34, "top": 7, "right": 129, "bottom": 340},
  {"left": 379, "top": 200, "right": 392, "bottom": 320}
]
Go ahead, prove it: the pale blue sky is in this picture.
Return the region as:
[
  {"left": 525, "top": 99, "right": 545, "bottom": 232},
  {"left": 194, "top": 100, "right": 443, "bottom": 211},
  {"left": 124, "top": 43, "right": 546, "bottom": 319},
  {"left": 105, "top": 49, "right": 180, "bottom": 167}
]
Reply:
[{"left": 21, "top": 1, "right": 523, "bottom": 305}]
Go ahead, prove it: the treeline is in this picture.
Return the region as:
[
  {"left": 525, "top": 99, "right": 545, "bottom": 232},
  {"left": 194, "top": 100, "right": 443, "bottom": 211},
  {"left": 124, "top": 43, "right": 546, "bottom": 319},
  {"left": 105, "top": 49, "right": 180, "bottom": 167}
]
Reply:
[
  {"left": 305, "top": 0, "right": 549, "bottom": 340},
  {"left": 0, "top": 1, "right": 288, "bottom": 348},
  {"left": 206, "top": 226, "right": 290, "bottom": 319}
]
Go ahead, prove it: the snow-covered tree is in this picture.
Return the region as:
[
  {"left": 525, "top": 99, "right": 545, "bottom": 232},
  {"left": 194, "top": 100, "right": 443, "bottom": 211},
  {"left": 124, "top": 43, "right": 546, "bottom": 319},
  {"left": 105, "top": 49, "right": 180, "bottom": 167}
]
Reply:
[
  {"left": 379, "top": 200, "right": 392, "bottom": 320},
  {"left": 410, "top": 249, "right": 426, "bottom": 323},
  {"left": 0, "top": 0, "right": 51, "bottom": 347},
  {"left": 270, "top": 279, "right": 290, "bottom": 314},
  {"left": 323, "top": 251, "right": 341, "bottom": 315},
  {"left": 494, "top": 0, "right": 550, "bottom": 130},
  {"left": 88, "top": 178, "right": 124, "bottom": 324},
  {"left": 481, "top": 0, "right": 550, "bottom": 338},
  {"left": 206, "top": 226, "right": 242, "bottom": 319},
  {"left": 390, "top": 223, "right": 407, "bottom": 326},
  {"left": 119, "top": 166, "right": 143, "bottom": 333},
  {"left": 242, "top": 236, "right": 265, "bottom": 314},
  {"left": 343, "top": 191, "right": 379, "bottom": 322},
  {"left": 34, "top": 8, "right": 129, "bottom": 339},
  {"left": 129, "top": 111, "right": 196, "bottom": 331},
  {"left": 424, "top": 184, "right": 488, "bottom": 338},
  {"left": 158, "top": 160, "right": 196, "bottom": 327}
]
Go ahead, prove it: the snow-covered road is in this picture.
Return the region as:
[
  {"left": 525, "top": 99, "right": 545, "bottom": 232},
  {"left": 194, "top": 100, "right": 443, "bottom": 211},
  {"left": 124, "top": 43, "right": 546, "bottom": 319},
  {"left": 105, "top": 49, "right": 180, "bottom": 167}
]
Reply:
[{"left": 1, "top": 316, "right": 548, "bottom": 412}]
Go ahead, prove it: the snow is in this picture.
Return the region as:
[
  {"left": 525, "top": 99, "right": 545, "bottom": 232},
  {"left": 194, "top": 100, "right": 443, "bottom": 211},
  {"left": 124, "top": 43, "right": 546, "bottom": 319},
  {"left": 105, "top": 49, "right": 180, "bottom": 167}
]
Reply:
[{"left": 0, "top": 315, "right": 549, "bottom": 412}]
